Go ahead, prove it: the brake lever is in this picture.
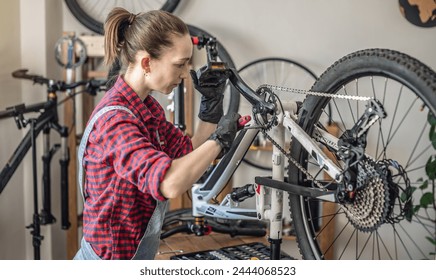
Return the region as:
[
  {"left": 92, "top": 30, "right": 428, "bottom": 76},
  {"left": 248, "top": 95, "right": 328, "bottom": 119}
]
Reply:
[
  {"left": 86, "top": 79, "right": 107, "bottom": 96},
  {"left": 238, "top": 115, "right": 252, "bottom": 130}
]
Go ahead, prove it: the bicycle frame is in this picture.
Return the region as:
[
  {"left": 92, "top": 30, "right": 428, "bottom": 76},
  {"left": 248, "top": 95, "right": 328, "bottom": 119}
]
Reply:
[
  {"left": 0, "top": 69, "right": 105, "bottom": 259},
  {"left": 191, "top": 106, "right": 341, "bottom": 210},
  {"left": 0, "top": 94, "right": 70, "bottom": 259}
]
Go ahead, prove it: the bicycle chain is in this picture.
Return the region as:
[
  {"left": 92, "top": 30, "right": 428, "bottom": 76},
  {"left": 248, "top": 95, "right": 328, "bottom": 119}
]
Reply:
[
  {"left": 260, "top": 84, "right": 373, "bottom": 101},
  {"left": 257, "top": 84, "right": 374, "bottom": 190}
]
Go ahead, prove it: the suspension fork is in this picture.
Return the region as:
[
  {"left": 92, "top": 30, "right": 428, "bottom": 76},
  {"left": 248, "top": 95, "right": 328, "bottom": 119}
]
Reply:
[
  {"left": 51, "top": 121, "right": 70, "bottom": 229},
  {"left": 40, "top": 125, "right": 57, "bottom": 225}
]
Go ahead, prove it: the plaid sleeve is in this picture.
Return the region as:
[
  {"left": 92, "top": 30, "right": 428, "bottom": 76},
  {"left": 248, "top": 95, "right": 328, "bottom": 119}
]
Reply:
[
  {"left": 162, "top": 120, "right": 193, "bottom": 158},
  {"left": 93, "top": 111, "right": 170, "bottom": 201}
]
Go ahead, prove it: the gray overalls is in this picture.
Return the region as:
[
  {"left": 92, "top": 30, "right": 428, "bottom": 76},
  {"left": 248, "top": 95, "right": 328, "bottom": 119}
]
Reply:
[{"left": 73, "top": 106, "right": 168, "bottom": 260}]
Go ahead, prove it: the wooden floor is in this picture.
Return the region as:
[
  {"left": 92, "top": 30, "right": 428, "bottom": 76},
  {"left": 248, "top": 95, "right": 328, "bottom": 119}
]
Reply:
[{"left": 156, "top": 233, "right": 270, "bottom": 260}]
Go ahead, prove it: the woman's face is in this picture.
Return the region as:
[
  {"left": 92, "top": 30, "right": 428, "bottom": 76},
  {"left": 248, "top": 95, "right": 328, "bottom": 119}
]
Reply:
[{"left": 148, "top": 34, "right": 193, "bottom": 94}]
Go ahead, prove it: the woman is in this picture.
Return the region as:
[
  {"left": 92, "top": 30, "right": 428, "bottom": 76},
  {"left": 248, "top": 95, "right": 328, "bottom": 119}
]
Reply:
[{"left": 74, "top": 8, "right": 239, "bottom": 260}]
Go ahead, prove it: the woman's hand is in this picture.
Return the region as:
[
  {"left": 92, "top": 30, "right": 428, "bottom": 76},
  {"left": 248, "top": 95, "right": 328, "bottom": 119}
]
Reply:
[{"left": 190, "top": 69, "right": 226, "bottom": 124}]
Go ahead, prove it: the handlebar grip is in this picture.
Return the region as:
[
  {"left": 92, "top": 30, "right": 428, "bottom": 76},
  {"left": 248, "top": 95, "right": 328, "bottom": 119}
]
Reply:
[
  {"left": 191, "top": 36, "right": 200, "bottom": 45},
  {"left": 12, "top": 69, "right": 31, "bottom": 79},
  {"left": 191, "top": 35, "right": 215, "bottom": 48},
  {"left": 12, "top": 69, "right": 49, "bottom": 85}
]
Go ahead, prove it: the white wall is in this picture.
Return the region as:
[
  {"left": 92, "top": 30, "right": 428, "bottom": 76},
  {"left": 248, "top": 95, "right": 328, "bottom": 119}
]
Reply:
[
  {"left": 0, "top": 0, "right": 25, "bottom": 260},
  {"left": 0, "top": 0, "right": 63, "bottom": 260},
  {"left": 0, "top": 0, "right": 435, "bottom": 259},
  {"left": 177, "top": 0, "right": 435, "bottom": 74}
]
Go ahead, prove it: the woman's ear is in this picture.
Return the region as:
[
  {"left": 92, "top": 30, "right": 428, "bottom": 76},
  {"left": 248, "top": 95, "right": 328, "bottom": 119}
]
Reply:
[{"left": 141, "top": 56, "right": 151, "bottom": 74}]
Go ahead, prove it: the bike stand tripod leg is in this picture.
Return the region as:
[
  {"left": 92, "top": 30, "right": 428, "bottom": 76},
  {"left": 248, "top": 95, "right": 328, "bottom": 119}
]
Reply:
[
  {"left": 25, "top": 119, "right": 44, "bottom": 260},
  {"left": 269, "top": 115, "right": 286, "bottom": 260},
  {"left": 269, "top": 238, "right": 282, "bottom": 260}
]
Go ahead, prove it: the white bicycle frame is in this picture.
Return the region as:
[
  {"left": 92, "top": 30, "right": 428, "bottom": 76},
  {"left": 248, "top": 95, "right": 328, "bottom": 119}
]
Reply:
[{"left": 191, "top": 100, "right": 343, "bottom": 240}]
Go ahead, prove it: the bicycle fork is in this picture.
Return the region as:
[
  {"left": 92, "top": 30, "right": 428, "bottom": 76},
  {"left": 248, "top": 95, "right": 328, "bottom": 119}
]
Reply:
[
  {"left": 40, "top": 122, "right": 70, "bottom": 230},
  {"left": 255, "top": 112, "right": 285, "bottom": 260}
]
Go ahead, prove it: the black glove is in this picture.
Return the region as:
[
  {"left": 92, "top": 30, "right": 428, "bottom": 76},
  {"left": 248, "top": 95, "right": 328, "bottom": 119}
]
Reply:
[
  {"left": 190, "top": 68, "right": 226, "bottom": 124},
  {"left": 209, "top": 112, "right": 240, "bottom": 155}
]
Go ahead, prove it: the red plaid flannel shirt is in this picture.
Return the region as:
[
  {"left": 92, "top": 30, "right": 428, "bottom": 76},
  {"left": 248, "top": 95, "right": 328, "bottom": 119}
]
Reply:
[{"left": 81, "top": 76, "right": 192, "bottom": 259}]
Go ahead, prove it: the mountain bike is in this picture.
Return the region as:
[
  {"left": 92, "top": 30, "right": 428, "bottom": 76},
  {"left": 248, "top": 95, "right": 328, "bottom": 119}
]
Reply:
[
  {"left": 163, "top": 36, "right": 436, "bottom": 260},
  {"left": 0, "top": 69, "right": 105, "bottom": 259}
]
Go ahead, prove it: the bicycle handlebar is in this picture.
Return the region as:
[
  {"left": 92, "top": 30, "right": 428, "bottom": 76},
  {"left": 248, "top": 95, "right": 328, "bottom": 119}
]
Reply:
[
  {"left": 191, "top": 36, "right": 218, "bottom": 61},
  {"left": 12, "top": 69, "right": 106, "bottom": 96}
]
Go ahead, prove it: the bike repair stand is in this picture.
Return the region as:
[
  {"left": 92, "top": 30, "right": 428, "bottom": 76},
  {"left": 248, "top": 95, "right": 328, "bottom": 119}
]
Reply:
[
  {"left": 256, "top": 111, "right": 286, "bottom": 260},
  {"left": 27, "top": 119, "right": 44, "bottom": 260}
]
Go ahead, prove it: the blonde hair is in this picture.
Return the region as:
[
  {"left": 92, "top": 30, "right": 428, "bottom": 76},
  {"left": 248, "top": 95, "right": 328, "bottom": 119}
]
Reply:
[{"left": 104, "top": 8, "right": 189, "bottom": 68}]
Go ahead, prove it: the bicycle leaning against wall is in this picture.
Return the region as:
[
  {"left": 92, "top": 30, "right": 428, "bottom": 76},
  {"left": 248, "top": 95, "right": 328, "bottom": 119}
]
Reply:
[
  {"left": 0, "top": 69, "right": 105, "bottom": 259},
  {"left": 164, "top": 36, "right": 436, "bottom": 260}
]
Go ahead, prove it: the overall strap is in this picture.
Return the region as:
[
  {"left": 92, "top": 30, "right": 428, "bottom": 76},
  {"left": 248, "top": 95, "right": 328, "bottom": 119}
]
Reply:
[{"left": 78, "top": 106, "right": 135, "bottom": 201}]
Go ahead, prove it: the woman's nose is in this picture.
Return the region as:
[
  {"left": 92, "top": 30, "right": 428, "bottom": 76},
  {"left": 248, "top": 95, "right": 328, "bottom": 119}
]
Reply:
[{"left": 180, "top": 64, "right": 190, "bottom": 79}]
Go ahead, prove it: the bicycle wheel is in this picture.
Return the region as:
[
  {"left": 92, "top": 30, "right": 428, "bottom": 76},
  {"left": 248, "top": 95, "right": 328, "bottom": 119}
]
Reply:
[
  {"left": 238, "top": 57, "right": 317, "bottom": 170},
  {"left": 64, "top": 0, "right": 181, "bottom": 34},
  {"left": 288, "top": 49, "right": 436, "bottom": 259}
]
